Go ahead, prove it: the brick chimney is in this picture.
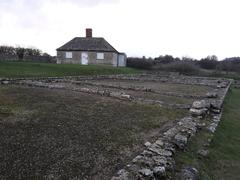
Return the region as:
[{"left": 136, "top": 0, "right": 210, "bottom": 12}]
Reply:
[{"left": 86, "top": 28, "right": 92, "bottom": 38}]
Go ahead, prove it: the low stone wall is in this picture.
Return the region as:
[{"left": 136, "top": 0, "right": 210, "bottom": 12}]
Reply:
[
  {"left": 68, "top": 80, "right": 205, "bottom": 99},
  {"left": 111, "top": 116, "right": 202, "bottom": 180},
  {"left": 95, "top": 74, "right": 227, "bottom": 87},
  {"left": 16, "top": 80, "right": 133, "bottom": 101},
  {"left": 0, "top": 74, "right": 229, "bottom": 88},
  {"left": 111, "top": 80, "right": 232, "bottom": 180},
  {"left": 0, "top": 75, "right": 231, "bottom": 110},
  {"left": 12, "top": 80, "right": 192, "bottom": 109}
]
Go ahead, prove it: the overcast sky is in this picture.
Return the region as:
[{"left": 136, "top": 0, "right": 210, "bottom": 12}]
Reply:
[{"left": 0, "top": 0, "right": 239, "bottom": 59}]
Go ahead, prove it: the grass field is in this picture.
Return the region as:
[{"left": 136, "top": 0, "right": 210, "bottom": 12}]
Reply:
[
  {"left": 0, "top": 62, "right": 138, "bottom": 78},
  {"left": 175, "top": 87, "right": 240, "bottom": 180},
  {"left": 205, "top": 71, "right": 240, "bottom": 80}
]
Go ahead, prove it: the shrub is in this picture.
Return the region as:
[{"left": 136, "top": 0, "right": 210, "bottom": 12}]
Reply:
[
  {"left": 198, "top": 55, "right": 219, "bottom": 69},
  {"left": 0, "top": 45, "right": 16, "bottom": 55},
  {"left": 127, "top": 57, "right": 154, "bottom": 70},
  {"left": 164, "top": 61, "right": 200, "bottom": 75},
  {"left": 0, "top": 45, "right": 53, "bottom": 62}
]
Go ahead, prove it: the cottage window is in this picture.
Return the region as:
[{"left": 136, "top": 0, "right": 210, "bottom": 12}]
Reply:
[
  {"left": 97, "top": 53, "right": 104, "bottom": 60},
  {"left": 66, "top": 52, "right": 72, "bottom": 59}
]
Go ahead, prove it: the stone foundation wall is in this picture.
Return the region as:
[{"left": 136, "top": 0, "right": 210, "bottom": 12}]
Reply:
[
  {"left": 111, "top": 79, "right": 232, "bottom": 180},
  {"left": 0, "top": 74, "right": 232, "bottom": 179}
]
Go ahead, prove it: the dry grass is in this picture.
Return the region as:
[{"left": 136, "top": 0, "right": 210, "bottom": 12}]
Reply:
[{"left": 0, "top": 86, "right": 186, "bottom": 179}]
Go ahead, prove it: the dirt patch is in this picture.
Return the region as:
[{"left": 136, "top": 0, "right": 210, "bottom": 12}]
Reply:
[{"left": 0, "top": 86, "right": 186, "bottom": 179}]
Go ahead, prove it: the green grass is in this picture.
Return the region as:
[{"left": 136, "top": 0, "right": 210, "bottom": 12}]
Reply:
[
  {"left": 0, "top": 62, "right": 139, "bottom": 78},
  {"left": 175, "top": 88, "right": 240, "bottom": 180},
  {"left": 206, "top": 71, "right": 240, "bottom": 80},
  {"left": 200, "top": 88, "right": 240, "bottom": 180}
]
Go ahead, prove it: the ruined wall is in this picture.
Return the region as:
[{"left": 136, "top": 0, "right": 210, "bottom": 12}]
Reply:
[{"left": 0, "top": 74, "right": 232, "bottom": 179}]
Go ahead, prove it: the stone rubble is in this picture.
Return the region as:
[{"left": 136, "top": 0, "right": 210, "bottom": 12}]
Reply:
[
  {"left": 206, "top": 92, "right": 218, "bottom": 98},
  {"left": 189, "top": 100, "right": 210, "bottom": 117},
  {"left": 144, "top": 142, "right": 152, "bottom": 147},
  {"left": 111, "top": 169, "right": 130, "bottom": 180},
  {"left": 138, "top": 168, "right": 153, "bottom": 177},
  {"left": 153, "top": 166, "right": 166, "bottom": 178},
  {"left": 178, "top": 167, "right": 199, "bottom": 180},
  {"left": 217, "top": 81, "right": 228, "bottom": 88},
  {"left": 1, "top": 80, "right": 9, "bottom": 85},
  {"left": 174, "top": 134, "right": 188, "bottom": 150},
  {"left": 189, "top": 108, "right": 208, "bottom": 117},
  {"left": 192, "top": 100, "right": 210, "bottom": 109},
  {"left": 197, "top": 149, "right": 209, "bottom": 158}
]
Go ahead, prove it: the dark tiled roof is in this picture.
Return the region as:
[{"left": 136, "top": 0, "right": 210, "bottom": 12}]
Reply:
[{"left": 56, "top": 37, "right": 118, "bottom": 53}]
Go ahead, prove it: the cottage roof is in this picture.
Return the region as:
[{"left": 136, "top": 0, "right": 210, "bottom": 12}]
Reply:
[{"left": 56, "top": 37, "right": 118, "bottom": 53}]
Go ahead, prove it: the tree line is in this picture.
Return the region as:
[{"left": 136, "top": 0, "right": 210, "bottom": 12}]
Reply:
[
  {"left": 0, "top": 45, "right": 51, "bottom": 60},
  {"left": 127, "top": 55, "right": 240, "bottom": 75}
]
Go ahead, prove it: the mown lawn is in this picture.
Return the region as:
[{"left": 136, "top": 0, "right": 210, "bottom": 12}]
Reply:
[
  {"left": 175, "top": 88, "right": 240, "bottom": 180},
  {"left": 200, "top": 88, "right": 240, "bottom": 180},
  {"left": 0, "top": 62, "right": 139, "bottom": 78}
]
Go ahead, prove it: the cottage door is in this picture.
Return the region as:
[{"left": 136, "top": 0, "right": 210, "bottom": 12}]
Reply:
[
  {"left": 118, "top": 55, "right": 125, "bottom": 67},
  {"left": 81, "top": 52, "right": 88, "bottom": 65}
]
